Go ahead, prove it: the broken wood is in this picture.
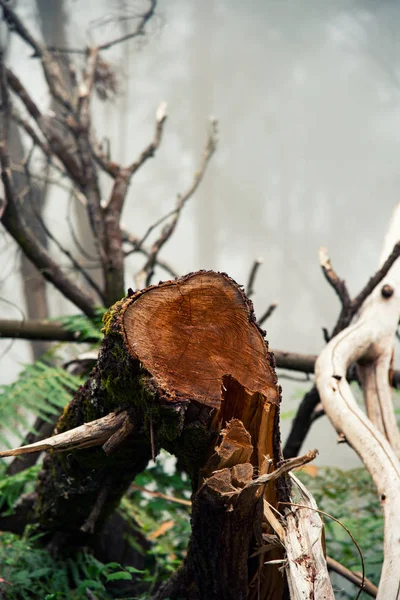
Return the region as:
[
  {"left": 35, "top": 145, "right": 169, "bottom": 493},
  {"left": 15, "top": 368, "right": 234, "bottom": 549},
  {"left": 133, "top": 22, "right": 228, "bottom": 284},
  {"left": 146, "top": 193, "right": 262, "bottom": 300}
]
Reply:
[{"left": 0, "top": 411, "right": 128, "bottom": 457}]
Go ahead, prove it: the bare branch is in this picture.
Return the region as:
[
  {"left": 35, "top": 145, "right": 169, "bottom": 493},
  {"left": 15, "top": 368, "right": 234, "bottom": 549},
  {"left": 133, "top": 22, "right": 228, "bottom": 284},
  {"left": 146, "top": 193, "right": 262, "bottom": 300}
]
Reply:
[
  {"left": 319, "top": 247, "right": 351, "bottom": 308},
  {"left": 0, "top": 0, "right": 73, "bottom": 112},
  {"left": 91, "top": 139, "right": 120, "bottom": 178},
  {"left": 24, "top": 173, "right": 105, "bottom": 304},
  {"left": 102, "top": 417, "right": 135, "bottom": 455},
  {"left": 11, "top": 107, "right": 51, "bottom": 158},
  {"left": 5, "top": 67, "right": 41, "bottom": 120},
  {"left": 287, "top": 239, "right": 400, "bottom": 462},
  {"left": 321, "top": 243, "right": 400, "bottom": 340},
  {"left": 77, "top": 47, "right": 99, "bottom": 119},
  {"left": 0, "top": 55, "right": 94, "bottom": 316},
  {"left": 0, "top": 318, "right": 100, "bottom": 343},
  {"left": 98, "top": 0, "right": 157, "bottom": 52},
  {"left": 2, "top": 196, "right": 97, "bottom": 317},
  {"left": 126, "top": 100, "right": 167, "bottom": 179},
  {"left": 270, "top": 350, "right": 317, "bottom": 373},
  {"left": 280, "top": 473, "right": 335, "bottom": 600},
  {"left": 283, "top": 387, "right": 320, "bottom": 459},
  {"left": 136, "top": 117, "right": 218, "bottom": 288},
  {"left": 258, "top": 302, "right": 278, "bottom": 326},
  {"left": 326, "top": 556, "right": 377, "bottom": 598},
  {"left": 6, "top": 68, "right": 83, "bottom": 183},
  {"left": 246, "top": 257, "right": 263, "bottom": 297},
  {"left": 122, "top": 227, "right": 178, "bottom": 278},
  {"left": 0, "top": 50, "right": 12, "bottom": 218},
  {"left": 130, "top": 483, "right": 192, "bottom": 507},
  {"left": 80, "top": 481, "right": 110, "bottom": 533},
  {"left": 352, "top": 240, "right": 400, "bottom": 314}
]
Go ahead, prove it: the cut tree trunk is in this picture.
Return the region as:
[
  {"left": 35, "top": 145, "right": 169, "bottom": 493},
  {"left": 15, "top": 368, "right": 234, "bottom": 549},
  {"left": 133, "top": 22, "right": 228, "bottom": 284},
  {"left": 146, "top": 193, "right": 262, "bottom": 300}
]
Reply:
[{"left": 3, "top": 271, "right": 330, "bottom": 599}]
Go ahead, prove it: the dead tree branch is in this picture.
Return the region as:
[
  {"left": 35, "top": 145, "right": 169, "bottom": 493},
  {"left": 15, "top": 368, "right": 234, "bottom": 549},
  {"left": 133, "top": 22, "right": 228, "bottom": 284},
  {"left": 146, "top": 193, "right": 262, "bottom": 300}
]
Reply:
[
  {"left": 0, "top": 49, "right": 11, "bottom": 219},
  {"left": 0, "top": 56, "right": 97, "bottom": 317},
  {"left": 258, "top": 302, "right": 278, "bottom": 326},
  {"left": 98, "top": 0, "right": 157, "bottom": 52},
  {"left": 0, "top": 0, "right": 73, "bottom": 112},
  {"left": 246, "top": 257, "right": 263, "bottom": 297},
  {"left": 285, "top": 238, "right": 400, "bottom": 459},
  {"left": 316, "top": 203, "right": 400, "bottom": 599},
  {"left": 326, "top": 556, "right": 377, "bottom": 598},
  {"left": 0, "top": 319, "right": 99, "bottom": 343},
  {"left": 136, "top": 118, "right": 218, "bottom": 288}
]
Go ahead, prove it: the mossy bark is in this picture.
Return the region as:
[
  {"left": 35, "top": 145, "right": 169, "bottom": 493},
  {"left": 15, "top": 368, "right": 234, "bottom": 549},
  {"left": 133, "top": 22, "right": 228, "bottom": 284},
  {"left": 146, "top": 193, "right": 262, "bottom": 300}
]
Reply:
[{"left": 30, "top": 271, "right": 288, "bottom": 598}]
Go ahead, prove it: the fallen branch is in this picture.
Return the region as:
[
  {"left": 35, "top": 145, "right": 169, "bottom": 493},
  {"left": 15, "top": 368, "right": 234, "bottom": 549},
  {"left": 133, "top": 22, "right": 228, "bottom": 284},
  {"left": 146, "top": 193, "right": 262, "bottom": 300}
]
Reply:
[
  {"left": 326, "top": 556, "right": 377, "bottom": 598},
  {"left": 0, "top": 411, "right": 129, "bottom": 457},
  {"left": 315, "top": 203, "right": 400, "bottom": 598}
]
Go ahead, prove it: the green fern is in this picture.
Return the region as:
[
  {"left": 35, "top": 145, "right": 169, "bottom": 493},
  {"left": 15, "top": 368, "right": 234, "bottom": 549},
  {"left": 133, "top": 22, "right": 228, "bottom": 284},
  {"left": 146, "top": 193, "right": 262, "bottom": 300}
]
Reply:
[
  {"left": 0, "top": 361, "right": 83, "bottom": 448},
  {"left": 57, "top": 310, "right": 105, "bottom": 343}
]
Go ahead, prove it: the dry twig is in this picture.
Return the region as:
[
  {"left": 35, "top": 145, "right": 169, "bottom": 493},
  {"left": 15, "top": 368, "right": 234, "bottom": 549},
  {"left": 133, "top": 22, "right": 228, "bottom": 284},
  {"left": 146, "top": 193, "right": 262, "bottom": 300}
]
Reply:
[
  {"left": 135, "top": 117, "right": 218, "bottom": 288},
  {"left": 246, "top": 258, "right": 264, "bottom": 297}
]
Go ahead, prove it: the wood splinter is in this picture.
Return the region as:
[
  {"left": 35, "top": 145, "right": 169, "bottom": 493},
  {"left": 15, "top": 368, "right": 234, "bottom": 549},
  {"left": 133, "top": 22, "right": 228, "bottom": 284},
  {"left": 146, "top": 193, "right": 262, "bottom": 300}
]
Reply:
[{"left": 0, "top": 411, "right": 129, "bottom": 458}]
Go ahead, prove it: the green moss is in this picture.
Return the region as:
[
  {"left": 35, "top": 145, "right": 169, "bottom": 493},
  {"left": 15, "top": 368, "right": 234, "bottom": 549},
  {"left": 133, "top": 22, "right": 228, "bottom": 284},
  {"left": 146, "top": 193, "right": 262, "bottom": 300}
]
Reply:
[
  {"left": 101, "top": 299, "right": 126, "bottom": 336},
  {"left": 166, "top": 423, "right": 217, "bottom": 484},
  {"left": 35, "top": 294, "right": 213, "bottom": 538}
]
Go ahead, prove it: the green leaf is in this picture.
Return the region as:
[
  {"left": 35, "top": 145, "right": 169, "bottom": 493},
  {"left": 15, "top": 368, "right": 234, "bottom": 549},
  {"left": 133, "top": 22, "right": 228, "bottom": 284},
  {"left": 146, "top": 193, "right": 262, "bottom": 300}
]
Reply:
[{"left": 106, "top": 571, "right": 133, "bottom": 582}]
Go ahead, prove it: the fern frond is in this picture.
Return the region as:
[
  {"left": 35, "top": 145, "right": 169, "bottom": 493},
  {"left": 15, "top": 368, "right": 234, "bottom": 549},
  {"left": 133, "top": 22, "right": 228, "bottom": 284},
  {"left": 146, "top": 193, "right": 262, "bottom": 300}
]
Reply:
[
  {"left": 57, "top": 309, "right": 105, "bottom": 343},
  {"left": 0, "top": 361, "right": 83, "bottom": 447}
]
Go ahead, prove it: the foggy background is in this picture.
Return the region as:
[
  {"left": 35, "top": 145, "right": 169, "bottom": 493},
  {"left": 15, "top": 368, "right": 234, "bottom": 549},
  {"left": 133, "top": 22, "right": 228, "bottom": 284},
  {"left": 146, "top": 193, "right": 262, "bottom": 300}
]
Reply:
[{"left": 2, "top": 0, "right": 400, "bottom": 467}]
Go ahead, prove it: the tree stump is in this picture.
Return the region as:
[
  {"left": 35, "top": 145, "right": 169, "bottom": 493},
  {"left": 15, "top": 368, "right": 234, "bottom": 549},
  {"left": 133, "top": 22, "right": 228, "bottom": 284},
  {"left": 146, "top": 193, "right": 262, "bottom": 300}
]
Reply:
[{"left": 9, "top": 271, "right": 289, "bottom": 598}]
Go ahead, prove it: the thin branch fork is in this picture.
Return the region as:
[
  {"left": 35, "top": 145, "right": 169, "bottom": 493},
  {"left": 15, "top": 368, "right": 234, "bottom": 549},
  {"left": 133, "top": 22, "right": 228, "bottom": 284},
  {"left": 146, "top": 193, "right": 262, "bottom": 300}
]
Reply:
[
  {"left": 135, "top": 117, "right": 218, "bottom": 288},
  {"left": 97, "top": 0, "right": 157, "bottom": 52},
  {"left": 284, "top": 240, "right": 400, "bottom": 459},
  {"left": 319, "top": 246, "right": 351, "bottom": 309},
  {"left": 6, "top": 67, "right": 83, "bottom": 183},
  {"left": 321, "top": 241, "right": 400, "bottom": 339},
  {"left": 121, "top": 226, "right": 178, "bottom": 278},
  {"left": 105, "top": 101, "right": 167, "bottom": 212},
  {"left": 0, "top": 61, "right": 97, "bottom": 317},
  {"left": 0, "top": 0, "right": 73, "bottom": 112},
  {"left": 23, "top": 169, "right": 105, "bottom": 303},
  {"left": 1, "top": 196, "right": 98, "bottom": 317},
  {"left": 2, "top": 0, "right": 167, "bottom": 309}
]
